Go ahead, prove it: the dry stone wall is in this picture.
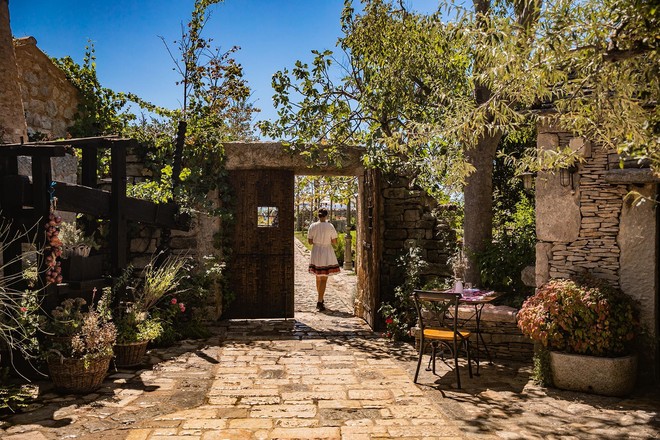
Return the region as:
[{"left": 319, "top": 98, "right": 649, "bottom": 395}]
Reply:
[
  {"left": 536, "top": 124, "right": 629, "bottom": 285},
  {"left": 415, "top": 305, "right": 534, "bottom": 362},
  {"left": 379, "top": 175, "right": 456, "bottom": 300}
]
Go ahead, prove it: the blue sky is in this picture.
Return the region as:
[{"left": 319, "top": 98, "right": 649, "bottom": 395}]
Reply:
[{"left": 9, "top": 0, "right": 439, "bottom": 132}]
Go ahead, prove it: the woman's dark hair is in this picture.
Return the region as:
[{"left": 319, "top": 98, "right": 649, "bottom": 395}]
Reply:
[{"left": 318, "top": 208, "right": 328, "bottom": 218}]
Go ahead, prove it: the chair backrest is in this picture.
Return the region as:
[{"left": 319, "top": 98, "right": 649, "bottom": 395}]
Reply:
[{"left": 412, "top": 290, "right": 461, "bottom": 333}]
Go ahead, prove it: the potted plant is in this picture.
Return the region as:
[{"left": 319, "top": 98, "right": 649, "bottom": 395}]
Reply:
[
  {"left": 517, "top": 276, "right": 640, "bottom": 396},
  {"left": 58, "top": 221, "right": 99, "bottom": 258},
  {"left": 448, "top": 248, "right": 468, "bottom": 292},
  {"left": 113, "top": 254, "right": 187, "bottom": 367},
  {"left": 45, "top": 288, "right": 116, "bottom": 393},
  {"left": 58, "top": 221, "right": 102, "bottom": 281}
]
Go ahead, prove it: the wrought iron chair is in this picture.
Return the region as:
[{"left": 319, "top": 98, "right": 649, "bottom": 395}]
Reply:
[{"left": 412, "top": 290, "right": 473, "bottom": 388}]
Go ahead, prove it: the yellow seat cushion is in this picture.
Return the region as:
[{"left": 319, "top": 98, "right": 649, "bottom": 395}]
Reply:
[{"left": 423, "top": 328, "right": 471, "bottom": 340}]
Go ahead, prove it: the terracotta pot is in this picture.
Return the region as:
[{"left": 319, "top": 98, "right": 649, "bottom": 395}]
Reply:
[{"left": 549, "top": 351, "right": 637, "bottom": 397}]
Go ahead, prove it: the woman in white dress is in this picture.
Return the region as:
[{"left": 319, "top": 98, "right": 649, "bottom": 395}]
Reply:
[{"left": 307, "top": 208, "right": 340, "bottom": 311}]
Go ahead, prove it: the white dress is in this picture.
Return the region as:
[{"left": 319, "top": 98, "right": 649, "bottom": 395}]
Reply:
[{"left": 307, "top": 221, "right": 340, "bottom": 276}]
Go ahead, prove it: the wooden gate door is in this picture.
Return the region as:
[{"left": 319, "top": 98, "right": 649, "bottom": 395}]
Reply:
[{"left": 225, "top": 169, "right": 294, "bottom": 318}]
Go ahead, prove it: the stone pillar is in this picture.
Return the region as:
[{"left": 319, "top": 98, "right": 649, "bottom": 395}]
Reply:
[
  {"left": 0, "top": 0, "right": 28, "bottom": 143},
  {"left": 343, "top": 230, "right": 353, "bottom": 270}
]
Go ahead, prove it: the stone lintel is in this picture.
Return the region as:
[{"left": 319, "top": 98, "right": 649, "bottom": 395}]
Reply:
[{"left": 223, "top": 142, "right": 364, "bottom": 176}]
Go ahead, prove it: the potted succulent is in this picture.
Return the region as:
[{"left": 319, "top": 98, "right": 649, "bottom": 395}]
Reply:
[
  {"left": 517, "top": 276, "right": 640, "bottom": 396},
  {"left": 45, "top": 288, "right": 116, "bottom": 393},
  {"left": 113, "top": 254, "right": 187, "bottom": 367},
  {"left": 58, "top": 221, "right": 99, "bottom": 258}
]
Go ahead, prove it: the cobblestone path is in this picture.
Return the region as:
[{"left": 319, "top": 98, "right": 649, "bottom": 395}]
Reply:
[{"left": 1, "top": 238, "right": 659, "bottom": 439}]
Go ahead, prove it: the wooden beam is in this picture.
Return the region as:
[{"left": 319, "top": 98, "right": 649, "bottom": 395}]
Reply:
[
  {"left": 110, "top": 145, "right": 128, "bottom": 275},
  {"left": 0, "top": 145, "right": 68, "bottom": 157},
  {"left": 125, "top": 199, "right": 191, "bottom": 231},
  {"left": 604, "top": 168, "right": 660, "bottom": 184},
  {"left": 31, "top": 156, "right": 52, "bottom": 291},
  {"left": 81, "top": 146, "right": 98, "bottom": 188},
  {"left": 0, "top": 136, "right": 139, "bottom": 153},
  {"left": 55, "top": 182, "right": 111, "bottom": 216},
  {"left": 1, "top": 135, "right": 119, "bottom": 148},
  {"left": 49, "top": 181, "right": 190, "bottom": 229}
]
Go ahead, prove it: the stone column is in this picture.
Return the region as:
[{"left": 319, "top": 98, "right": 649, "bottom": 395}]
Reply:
[{"left": 0, "top": 0, "right": 28, "bottom": 143}]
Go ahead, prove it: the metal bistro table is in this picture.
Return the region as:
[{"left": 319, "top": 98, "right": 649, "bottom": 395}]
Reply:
[{"left": 450, "top": 289, "right": 504, "bottom": 375}]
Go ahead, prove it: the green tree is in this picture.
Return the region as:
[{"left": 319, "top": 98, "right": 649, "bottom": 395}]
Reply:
[
  {"left": 263, "top": 0, "right": 659, "bottom": 285},
  {"left": 129, "top": 0, "right": 258, "bottom": 212},
  {"left": 260, "top": 0, "right": 505, "bottom": 284}
]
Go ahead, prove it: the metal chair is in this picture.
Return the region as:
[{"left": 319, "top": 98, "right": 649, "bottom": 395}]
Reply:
[{"left": 412, "top": 290, "right": 473, "bottom": 388}]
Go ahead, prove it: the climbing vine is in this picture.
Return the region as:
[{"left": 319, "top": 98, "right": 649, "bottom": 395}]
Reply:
[{"left": 53, "top": 43, "right": 134, "bottom": 139}]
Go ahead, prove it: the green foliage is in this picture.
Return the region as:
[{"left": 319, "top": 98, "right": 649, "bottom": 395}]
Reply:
[
  {"left": 58, "top": 221, "right": 99, "bottom": 251},
  {"left": 517, "top": 277, "right": 641, "bottom": 357},
  {"left": 115, "top": 315, "right": 163, "bottom": 344},
  {"left": 477, "top": 196, "right": 535, "bottom": 306},
  {"left": 531, "top": 346, "right": 553, "bottom": 387},
  {"left": 148, "top": 255, "right": 218, "bottom": 347},
  {"left": 151, "top": 296, "right": 210, "bottom": 347},
  {"left": 127, "top": 0, "right": 258, "bottom": 214},
  {"left": 112, "top": 254, "right": 188, "bottom": 343},
  {"left": 378, "top": 247, "right": 428, "bottom": 341},
  {"left": 1, "top": 218, "right": 44, "bottom": 368},
  {"left": 332, "top": 230, "right": 355, "bottom": 264},
  {"left": 260, "top": 0, "right": 470, "bottom": 196},
  {"left": 475, "top": 127, "right": 536, "bottom": 305},
  {"left": 138, "top": 254, "right": 189, "bottom": 311},
  {"left": 0, "top": 380, "right": 36, "bottom": 413},
  {"left": 53, "top": 43, "right": 134, "bottom": 138}
]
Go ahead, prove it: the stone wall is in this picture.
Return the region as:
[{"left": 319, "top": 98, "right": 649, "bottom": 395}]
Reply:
[
  {"left": 535, "top": 120, "right": 658, "bottom": 343},
  {"left": 124, "top": 151, "right": 224, "bottom": 320},
  {"left": 379, "top": 175, "right": 456, "bottom": 302},
  {"left": 14, "top": 36, "right": 79, "bottom": 140},
  {"left": 536, "top": 128, "right": 628, "bottom": 285}
]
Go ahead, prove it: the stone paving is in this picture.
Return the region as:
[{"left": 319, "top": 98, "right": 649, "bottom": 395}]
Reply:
[{"left": 1, "top": 239, "right": 659, "bottom": 439}]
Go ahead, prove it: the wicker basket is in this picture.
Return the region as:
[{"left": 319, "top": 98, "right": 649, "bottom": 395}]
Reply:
[
  {"left": 47, "top": 355, "right": 112, "bottom": 394},
  {"left": 113, "top": 341, "right": 149, "bottom": 367}
]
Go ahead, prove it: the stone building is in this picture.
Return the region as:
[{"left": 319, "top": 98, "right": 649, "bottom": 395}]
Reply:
[
  {"left": 535, "top": 120, "right": 658, "bottom": 378},
  {"left": 14, "top": 36, "right": 79, "bottom": 140},
  {"left": 0, "top": 2, "right": 78, "bottom": 184}
]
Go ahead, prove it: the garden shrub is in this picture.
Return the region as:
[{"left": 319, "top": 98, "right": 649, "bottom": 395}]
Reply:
[{"left": 517, "top": 277, "right": 640, "bottom": 357}]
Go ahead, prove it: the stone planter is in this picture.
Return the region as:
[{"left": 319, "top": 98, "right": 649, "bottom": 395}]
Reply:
[{"left": 549, "top": 351, "right": 637, "bottom": 397}]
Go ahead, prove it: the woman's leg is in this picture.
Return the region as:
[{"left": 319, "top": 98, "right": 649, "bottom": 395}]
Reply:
[
  {"left": 318, "top": 276, "right": 328, "bottom": 302},
  {"left": 316, "top": 275, "right": 328, "bottom": 310}
]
